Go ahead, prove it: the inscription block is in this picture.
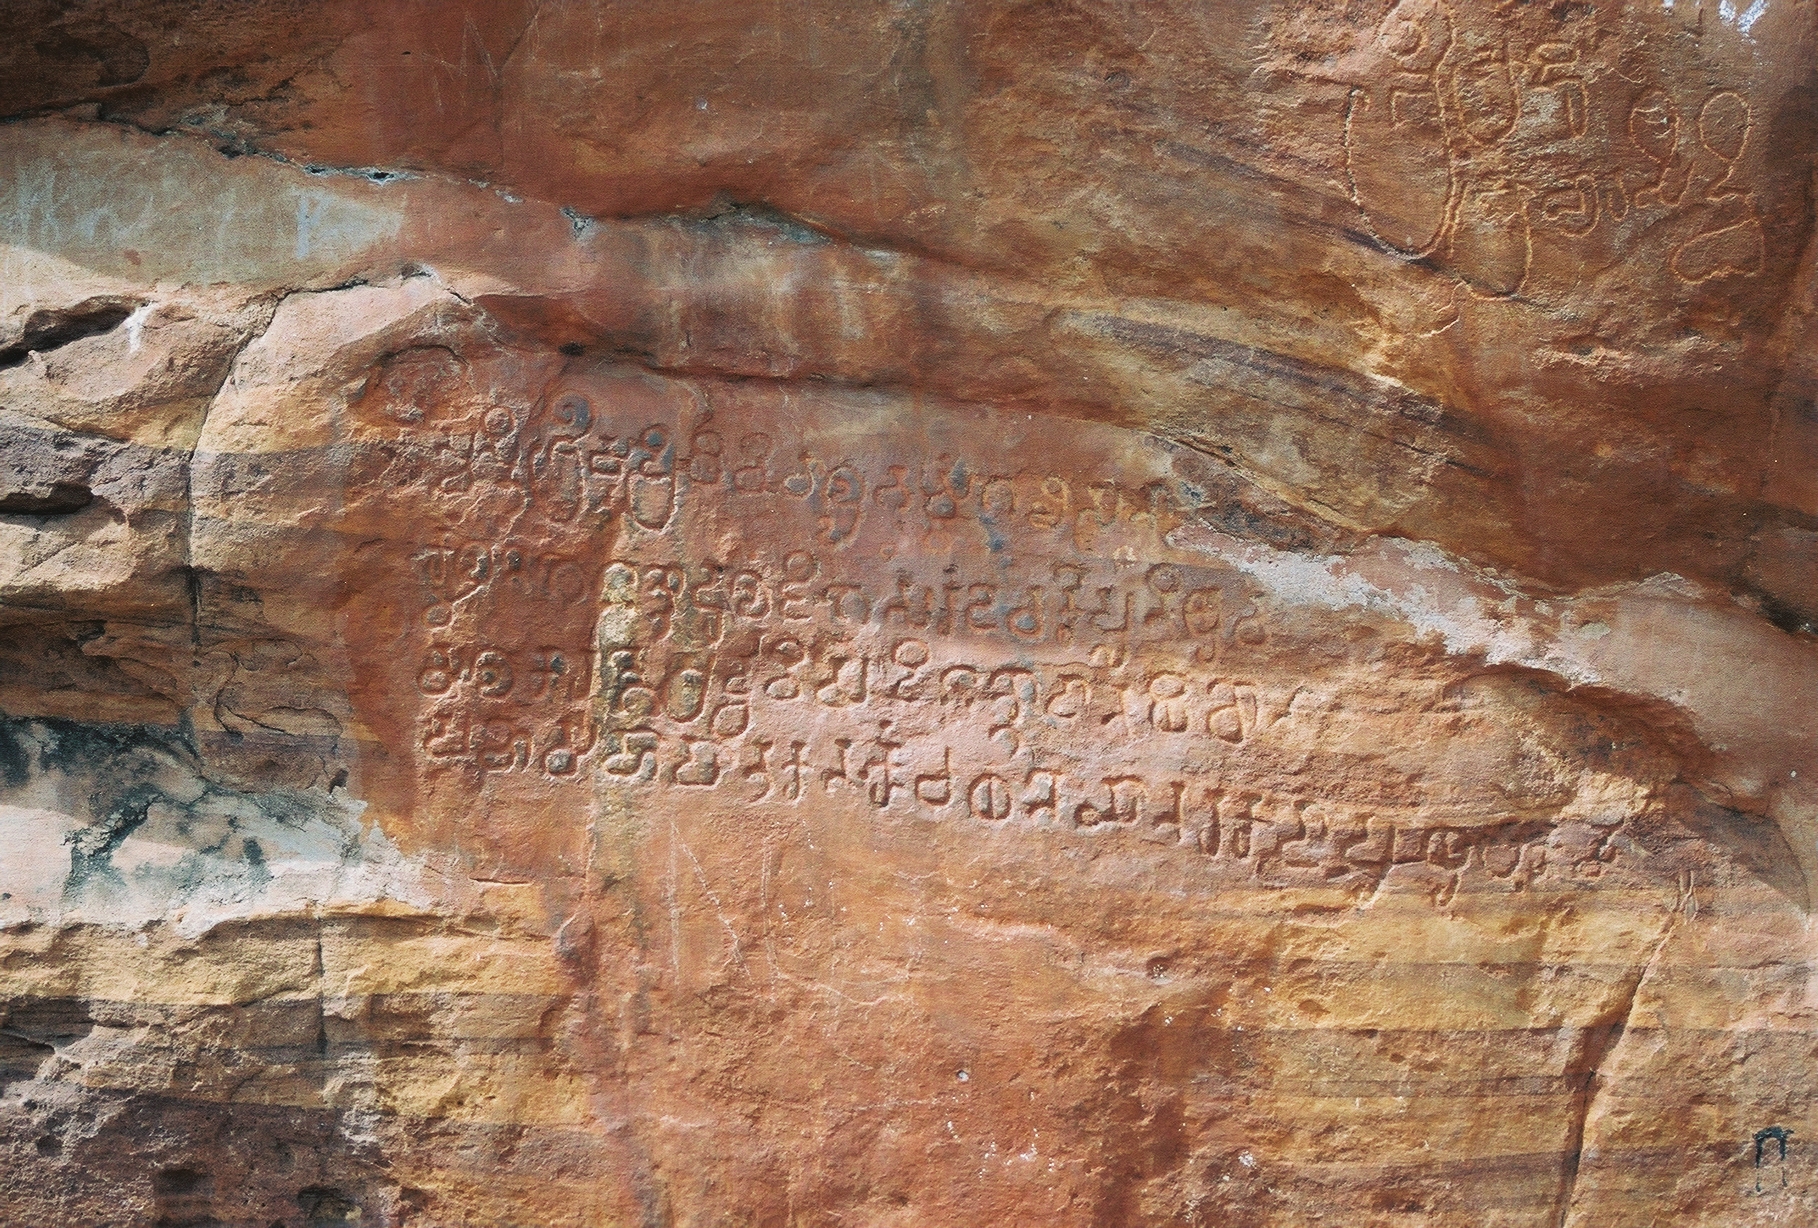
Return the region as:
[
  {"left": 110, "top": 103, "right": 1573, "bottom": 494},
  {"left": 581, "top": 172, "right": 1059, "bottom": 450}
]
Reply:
[{"left": 320, "top": 351, "right": 1683, "bottom": 909}]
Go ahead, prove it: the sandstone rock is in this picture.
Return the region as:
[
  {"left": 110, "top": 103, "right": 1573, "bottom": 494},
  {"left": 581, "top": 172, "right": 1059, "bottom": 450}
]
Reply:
[{"left": 1, "top": 2, "right": 1816, "bottom": 1225}]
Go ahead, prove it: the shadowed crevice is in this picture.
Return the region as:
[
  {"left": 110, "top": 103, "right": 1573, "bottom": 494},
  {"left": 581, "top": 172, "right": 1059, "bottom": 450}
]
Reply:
[{"left": 0, "top": 296, "right": 142, "bottom": 370}]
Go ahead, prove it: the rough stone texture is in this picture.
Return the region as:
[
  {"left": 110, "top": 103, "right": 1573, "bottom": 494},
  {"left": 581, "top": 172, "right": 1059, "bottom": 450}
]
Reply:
[{"left": 1, "top": 2, "right": 1816, "bottom": 1225}]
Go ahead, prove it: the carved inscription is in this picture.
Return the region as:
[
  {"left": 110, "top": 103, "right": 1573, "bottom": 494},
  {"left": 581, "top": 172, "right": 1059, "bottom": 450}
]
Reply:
[
  {"left": 386, "top": 370, "right": 1237, "bottom": 786},
  {"left": 1269, "top": 1, "right": 1773, "bottom": 295},
  {"left": 367, "top": 364, "right": 1633, "bottom": 901},
  {"left": 417, "top": 641, "right": 596, "bottom": 776}
]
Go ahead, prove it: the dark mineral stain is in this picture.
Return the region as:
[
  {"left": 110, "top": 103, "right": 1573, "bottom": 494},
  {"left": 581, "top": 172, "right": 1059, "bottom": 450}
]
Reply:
[
  {"left": 297, "top": 1185, "right": 362, "bottom": 1226},
  {"left": 0, "top": 723, "right": 30, "bottom": 788}
]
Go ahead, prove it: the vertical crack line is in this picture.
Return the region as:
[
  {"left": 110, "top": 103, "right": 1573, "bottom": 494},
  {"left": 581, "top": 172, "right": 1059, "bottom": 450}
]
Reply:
[
  {"left": 178, "top": 301, "right": 278, "bottom": 739},
  {"left": 1551, "top": 917, "right": 1678, "bottom": 1228},
  {"left": 313, "top": 920, "right": 329, "bottom": 1067},
  {"left": 182, "top": 340, "right": 233, "bottom": 658},
  {"left": 183, "top": 565, "right": 202, "bottom": 650}
]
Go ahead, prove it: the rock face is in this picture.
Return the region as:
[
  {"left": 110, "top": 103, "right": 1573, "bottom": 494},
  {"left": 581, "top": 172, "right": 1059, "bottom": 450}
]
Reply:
[{"left": 1, "top": 2, "right": 1816, "bottom": 1224}]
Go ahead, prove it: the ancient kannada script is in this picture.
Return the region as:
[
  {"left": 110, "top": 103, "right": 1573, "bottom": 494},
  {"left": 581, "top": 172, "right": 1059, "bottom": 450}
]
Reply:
[{"left": 311, "top": 351, "right": 1665, "bottom": 905}]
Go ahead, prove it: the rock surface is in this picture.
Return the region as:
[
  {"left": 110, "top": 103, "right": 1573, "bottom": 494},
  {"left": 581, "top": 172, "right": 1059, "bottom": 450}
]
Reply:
[{"left": 1, "top": 2, "right": 1817, "bottom": 1224}]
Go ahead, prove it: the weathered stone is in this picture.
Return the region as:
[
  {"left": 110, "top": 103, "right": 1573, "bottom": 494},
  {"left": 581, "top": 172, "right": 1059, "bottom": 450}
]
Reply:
[{"left": 2, "top": 2, "right": 1816, "bottom": 1225}]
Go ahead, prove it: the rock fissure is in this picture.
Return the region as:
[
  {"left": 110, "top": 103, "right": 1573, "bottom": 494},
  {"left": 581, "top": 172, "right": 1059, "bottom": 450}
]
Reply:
[{"left": 1552, "top": 917, "right": 1678, "bottom": 1228}]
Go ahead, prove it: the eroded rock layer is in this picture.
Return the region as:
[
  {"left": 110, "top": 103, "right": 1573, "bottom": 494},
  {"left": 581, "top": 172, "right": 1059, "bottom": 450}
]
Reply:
[{"left": 2, "top": 2, "right": 1817, "bottom": 1225}]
